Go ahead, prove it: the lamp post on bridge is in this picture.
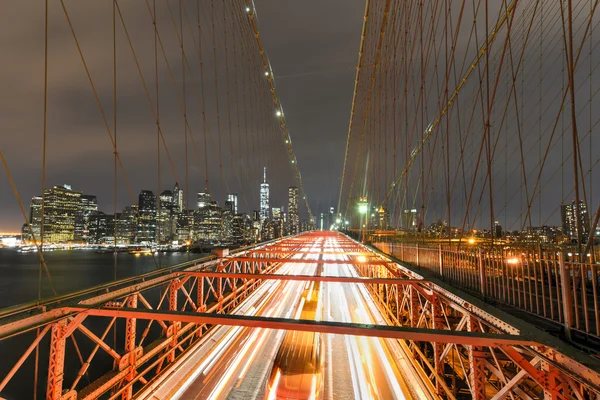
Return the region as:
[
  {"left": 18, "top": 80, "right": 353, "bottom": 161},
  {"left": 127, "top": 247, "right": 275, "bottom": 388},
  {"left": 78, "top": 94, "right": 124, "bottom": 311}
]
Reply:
[{"left": 358, "top": 197, "right": 368, "bottom": 243}]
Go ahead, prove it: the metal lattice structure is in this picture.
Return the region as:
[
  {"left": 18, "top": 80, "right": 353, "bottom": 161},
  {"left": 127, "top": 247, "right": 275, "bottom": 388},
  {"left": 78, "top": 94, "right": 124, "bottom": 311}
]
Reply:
[{"left": 1, "top": 232, "right": 599, "bottom": 399}]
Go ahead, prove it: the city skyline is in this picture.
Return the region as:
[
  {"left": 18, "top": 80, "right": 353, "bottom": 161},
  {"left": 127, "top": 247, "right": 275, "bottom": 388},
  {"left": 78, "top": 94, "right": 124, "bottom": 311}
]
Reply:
[
  {"left": 15, "top": 178, "right": 600, "bottom": 241},
  {"left": 1, "top": 1, "right": 596, "bottom": 234},
  {"left": 0, "top": 1, "right": 364, "bottom": 233},
  {"left": 20, "top": 174, "right": 305, "bottom": 245}
]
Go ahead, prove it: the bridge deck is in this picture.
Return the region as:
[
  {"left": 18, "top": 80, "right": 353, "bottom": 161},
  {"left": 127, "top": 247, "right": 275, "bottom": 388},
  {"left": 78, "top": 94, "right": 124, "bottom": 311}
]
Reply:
[
  {"left": 138, "top": 234, "right": 420, "bottom": 399},
  {"left": 1, "top": 232, "right": 599, "bottom": 400}
]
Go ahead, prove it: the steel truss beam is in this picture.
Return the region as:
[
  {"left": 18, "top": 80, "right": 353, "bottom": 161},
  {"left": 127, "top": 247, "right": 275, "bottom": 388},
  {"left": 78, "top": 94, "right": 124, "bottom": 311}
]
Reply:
[
  {"left": 1, "top": 233, "right": 599, "bottom": 400},
  {"left": 224, "top": 256, "right": 387, "bottom": 265},
  {"left": 64, "top": 306, "right": 537, "bottom": 346},
  {"left": 182, "top": 271, "right": 425, "bottom": 285},
  {"left": 363, "top": 239, "right": 600, "bottom": 399},
  {"left": 248, "top": 250, "right": 373, "bottom": 255}
]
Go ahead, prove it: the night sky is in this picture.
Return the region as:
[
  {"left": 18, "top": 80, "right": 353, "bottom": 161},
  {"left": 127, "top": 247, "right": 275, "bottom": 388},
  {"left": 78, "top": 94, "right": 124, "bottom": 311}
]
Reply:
[
  {"left": 1, "top": 1, "right": 599, "bottom": 233},
  {"left": 0, "top": 1, "right": 365, "bottom": 231}
]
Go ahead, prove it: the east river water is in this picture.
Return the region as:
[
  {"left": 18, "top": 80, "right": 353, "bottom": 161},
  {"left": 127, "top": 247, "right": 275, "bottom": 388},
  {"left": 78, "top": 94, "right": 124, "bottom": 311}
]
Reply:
[{"left": 0, "top": 248, "right": 209, "bottom": 399}]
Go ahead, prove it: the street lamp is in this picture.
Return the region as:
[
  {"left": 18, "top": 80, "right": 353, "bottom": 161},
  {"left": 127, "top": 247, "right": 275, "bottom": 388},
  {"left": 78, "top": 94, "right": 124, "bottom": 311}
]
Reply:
[
  {"left": 358, "top": 197, "right": 368, "bottom": 215},
  {"left": 358, "top": 197, "right": 368, "bottom": 243}
]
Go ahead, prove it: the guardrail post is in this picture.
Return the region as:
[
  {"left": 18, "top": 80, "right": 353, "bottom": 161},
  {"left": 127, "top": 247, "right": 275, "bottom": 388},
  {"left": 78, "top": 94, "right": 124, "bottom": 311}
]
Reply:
[
  {"left": 416, "top": 243, "right": 420, "bottom": 267},
  {"left": 558, "top": 252, "right": 573, "bottom": 340},
  {"left": 439, "top": 244, "right": 444, "bottom": 279},
  {"left": 401, "top": 242, "right": 405, "bottom": 261},
  {"left": 478, "top": 247, "right": 486, "bottom": 298}
]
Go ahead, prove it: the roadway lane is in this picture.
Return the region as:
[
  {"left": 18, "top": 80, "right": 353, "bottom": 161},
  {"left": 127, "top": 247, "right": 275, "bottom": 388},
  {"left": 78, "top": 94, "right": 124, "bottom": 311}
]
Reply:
[
  {"left": 320, "top": 237, "right": 415, "bottom": 400},
  {"left": 140, "top": 234, "right": 425, "bottom": 399},
  {"left": 138, "top": 241, "right": 324, "bottom": 399}
]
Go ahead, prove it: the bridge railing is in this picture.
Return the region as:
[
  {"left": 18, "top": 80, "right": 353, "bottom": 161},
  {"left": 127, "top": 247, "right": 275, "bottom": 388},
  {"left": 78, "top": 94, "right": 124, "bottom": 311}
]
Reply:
[
  {"left": 0, "top": 237, "right": 302, "bottom": 400},
  {"left": 373, "top": 242, "right": 600, "bottom": 343}
]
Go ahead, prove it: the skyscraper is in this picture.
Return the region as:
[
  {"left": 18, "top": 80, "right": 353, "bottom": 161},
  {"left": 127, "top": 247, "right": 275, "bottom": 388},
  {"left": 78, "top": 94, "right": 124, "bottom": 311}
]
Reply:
[
  {"left": 43, "top": 185, "right": 82, "bottom": 242},
  {"left": 137, "top": 190, "right": 157, "bottom": 243},
  {"left": 225, "top": 194, "right": 238, "bottom": 214},
  {"left": 29, "top": 196, "right": 43, "bottom": 240},
  {"left": 197, "top": 189, "right": 211, "bottom": 209},
  {"left": 561, "top": 200, "right": 590, "bottom": 240},
  {"left": 403, "top": 209, "right": 418, "bottom": 232},
  {"left": 116, "top": 205, "right": 138, "bottom": 244},
  {"left": 260, "top": 167, "right": 270, "bottom": 221},
  {"left": 272, "top": 207, "right": 284, "bottom": 238},
  {"left": 75, "top": 194, "right": 98, "bottom": 242},
  {"left": 173, "top": 182, "right": 184, "bottom": 213},
  {"left": 288, "top": 186, "right": 299, "bottom": 235},
  {"left": 195, "top": 202, "right": 223, "bottom": 241},
  {"left": 158, "top": 190, "right": 174, "bottom": 242}
]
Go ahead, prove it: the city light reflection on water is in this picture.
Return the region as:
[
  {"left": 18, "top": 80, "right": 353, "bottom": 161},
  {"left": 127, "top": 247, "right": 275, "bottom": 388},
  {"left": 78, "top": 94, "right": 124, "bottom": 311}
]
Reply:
[{"left": 0, "top": 248, "right": 206, "bottom": 309}]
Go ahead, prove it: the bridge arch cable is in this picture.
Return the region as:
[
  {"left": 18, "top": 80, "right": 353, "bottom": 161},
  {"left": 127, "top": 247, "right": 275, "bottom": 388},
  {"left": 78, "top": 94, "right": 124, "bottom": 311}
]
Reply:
[
  {"left": 339, "top": 0, "right": 600, "bottom": 253},
  {"left": 243, "top": 0, "right": 315, "bottom": 222},
  {"left": 0, "top": 1, "right": 307, "bottom": 299}
]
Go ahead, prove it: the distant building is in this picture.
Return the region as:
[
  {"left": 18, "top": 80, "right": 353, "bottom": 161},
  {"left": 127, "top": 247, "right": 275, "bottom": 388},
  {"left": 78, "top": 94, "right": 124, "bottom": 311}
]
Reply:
[
  {"left": 195, "top": 202, "right": 223, "bottom": 242},
  {"left": 374, "top": 206, "right": 388, "bottom": 230},
  {"left": 320, "top": 212, "right": 333, "bottom": 231},
  {"left": 173, "top": 182, "right": 184, "bottom": 213},
  {"left": 158, "top": 190, "right": 174, "bottom": 243},
  {"left": 403, "top": 209, "right": 418, "bottom": 232},
  {"left": 494, "top": 220, "right": 503, "bottom": 239},
  {"left": 272, "top": 207, "right": 284, "bottom": 238},
  {"left": 43, "top": 185, "right": 82, "bottom": 242},
  {"left": 252, "top": 210, "right": 261, "bottom": 240},
  {"left": 88, "top": 212, "right": 116, "bottom": 244},
  {"left": 227, "top": 213, "right": 252, "bottom": 244},
  {"left": 197, "top": 190, "right": 211, "bottom": 209},
  {"left": 137, "top": 190, "right": 157, "bottom": 243},
  {"left": 175, "top": 211, "right": 194, "bottom": 242},
  {"left": 260, "top": 167, "right": 270, "bottom": 222},
  {"left": 561, "top": 200, "right": 590, "bottom": 240},
  {"left": 26, "top": 196, "right": 43, "bottom": 241},
  {"left": 288, "top": 186, "right": 299, "bottom": 235},
  {"left": 75, "top": 194, "right": 98, "bottom": 242},
  {"left": 225, "top": 194, "right": 238, "bottom": 214},
  {"left": 261, "top": 219, "right": 275, "bottom": 241},
  {"left": 301, "top": 219, "right": 314, "bottom": 232},
  {"left": 116, "top": 205, "right": 138, "bottom": 244},
  {"left": 522, "top": 226, "right": 559, "bottom": 244}
]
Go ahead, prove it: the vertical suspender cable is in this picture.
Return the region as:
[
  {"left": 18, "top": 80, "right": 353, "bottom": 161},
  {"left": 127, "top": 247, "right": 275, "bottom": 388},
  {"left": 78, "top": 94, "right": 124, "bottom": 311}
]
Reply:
[
  {"left": 113, "top": 0, "right": 118, "bottom": 278},
  {"left": 155, "top": 0, "right": 161, "bottom": 266}
]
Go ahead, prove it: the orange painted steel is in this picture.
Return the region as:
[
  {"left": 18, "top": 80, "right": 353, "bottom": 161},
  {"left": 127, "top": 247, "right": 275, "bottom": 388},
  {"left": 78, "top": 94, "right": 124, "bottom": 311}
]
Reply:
[
  {"left": 247, "top": 249, "right": 373, "bottom": 255},
  {"left": 224, "top": 256, "right": 387, "bottom": 265},
  {"left": 183, "top": 271, "right": 424, "bottom": 285},
  {"left": 65, "top": 306, "right": 538, "bottom": 347},
  {"left": 374, "top": 241, "right": 600, "bottom": 343},
  {"left": 0, "top": 232, "right": 599, "bottom": 399}
]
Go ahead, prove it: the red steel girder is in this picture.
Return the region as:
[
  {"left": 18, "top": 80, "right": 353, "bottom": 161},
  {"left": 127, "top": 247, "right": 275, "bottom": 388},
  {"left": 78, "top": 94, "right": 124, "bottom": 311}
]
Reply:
[
  {"left": 182, "top": 271, "right": 425, "bottom": 286},
  {"left": 248, "top": 250, "right": 373, "bottom": 255},
  {"left": 225, "top": 257, "right": 388, "bottom": 265},
  {"left": 47, "top": 319, "right": 67, "bottom": 400},
  {"left": 64, "top": 306, "right": 538, "bottom": 347}
]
